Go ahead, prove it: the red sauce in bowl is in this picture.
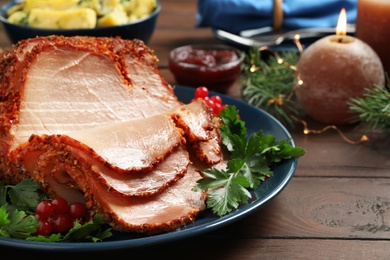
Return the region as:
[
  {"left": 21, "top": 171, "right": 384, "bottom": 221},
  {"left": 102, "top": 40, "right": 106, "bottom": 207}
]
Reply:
[{"left": 169, "top": 44, "right": 244, "bottom": 92}]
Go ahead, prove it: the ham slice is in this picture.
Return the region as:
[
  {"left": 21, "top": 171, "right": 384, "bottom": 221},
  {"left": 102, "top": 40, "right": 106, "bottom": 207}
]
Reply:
[
  {"left": 88, "top": 145, "right": 190, "bottom": 197},
  {"left": 66, "top": 114, "right": 184, "bottom": 173},
  {"left": 171, "top": 101, "right": 222, "bottom": 164},
  {"left": 0, "top": 36, "right": 224, "bottom": 234},
  {"left": 9, "top": 38, "right": 181, "bottom": 151},
  {"left": 85, "top": 163, "right": 206, "bottom": 234}
]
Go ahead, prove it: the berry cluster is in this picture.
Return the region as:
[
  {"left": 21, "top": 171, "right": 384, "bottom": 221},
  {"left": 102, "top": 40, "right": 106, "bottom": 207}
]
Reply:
[
  {"left": 192, "top": 86, "right": 226, "bottom": 115},
  {"left": 35, "top": 197, "right": 87, "bottom": 236}
]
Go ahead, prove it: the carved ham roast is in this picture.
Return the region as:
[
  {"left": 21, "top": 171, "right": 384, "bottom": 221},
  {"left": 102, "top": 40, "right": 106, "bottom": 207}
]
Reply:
[{"left": 0, "top": 36, "right": 224, "bottom": 234}]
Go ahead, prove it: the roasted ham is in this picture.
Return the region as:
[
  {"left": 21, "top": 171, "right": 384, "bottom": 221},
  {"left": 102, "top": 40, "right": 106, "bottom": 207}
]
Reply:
[{"left": 0, "top": 36, "right": 223, "bottom": 234}]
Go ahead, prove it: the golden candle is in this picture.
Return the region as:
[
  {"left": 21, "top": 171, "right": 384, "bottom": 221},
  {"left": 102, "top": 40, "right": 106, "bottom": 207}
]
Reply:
[
  {"left": 296, "top": 9, "right": 385, "bottom": 125},
  {"left": 356, "top": 0, "right": 390, "bottom": 76}
]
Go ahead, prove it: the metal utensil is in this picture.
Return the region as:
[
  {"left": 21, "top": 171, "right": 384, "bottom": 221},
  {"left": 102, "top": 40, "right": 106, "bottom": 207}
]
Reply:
[
  {"left": 240, "top": 24, "right": 355, "bottom": 38},
  {"left": 214, "top": 24, "right": 356, "bottom": 48},
  {"left": 214, "top": 29, "right": 277, "bottom": 48}
]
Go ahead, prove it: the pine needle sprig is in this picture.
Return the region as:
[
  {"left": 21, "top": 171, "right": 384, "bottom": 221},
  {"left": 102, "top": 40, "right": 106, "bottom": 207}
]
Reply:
[
  {"left": 348, "top": 84, "right": 390, "bottom": 132},
  {"left": 241, "top": 48, "right": 302, "bottom": 128}
]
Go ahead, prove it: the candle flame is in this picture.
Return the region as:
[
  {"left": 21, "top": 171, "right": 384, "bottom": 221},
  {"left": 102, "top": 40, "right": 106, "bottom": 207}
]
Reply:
[{"left": 336, "top": 8, "right": 347, "bottom": 35}]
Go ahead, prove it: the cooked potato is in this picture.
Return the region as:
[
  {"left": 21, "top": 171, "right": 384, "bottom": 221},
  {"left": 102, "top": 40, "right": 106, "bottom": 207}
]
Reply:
[
  {"left": 97, "top": 8, "right": 128, "bottom": 27},
  {"left": 28, "top": 8, "right": 97, "bottom": 29},
  {"left": 6, "top": 3, "right": 23, "bottom": 16},
  {"left": 23, "top": 0, "right": 80, "bottom": 12},
  {"left": 7, "top": 11, "right": 28, "bottom": 26},
  {"left": 78, "top": 0, "right": 102, "bottom": 16},
  {"left": 99, "top": 0, "right": 122, "bottom": 15},
  {"left": 7, "top": 0, "right": 157, "bottom": 29},
  {"left": 124, "top": 0, "right": 157, "bottom": 19}
]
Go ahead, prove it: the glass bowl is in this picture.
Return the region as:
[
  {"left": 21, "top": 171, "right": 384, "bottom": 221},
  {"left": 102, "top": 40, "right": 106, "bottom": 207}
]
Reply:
[{"left": 168, "top": 44, "right": 245, "bottom": 92}]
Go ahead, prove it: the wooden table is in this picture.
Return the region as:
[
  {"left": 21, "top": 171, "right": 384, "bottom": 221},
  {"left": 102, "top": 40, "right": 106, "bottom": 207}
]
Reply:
[{"left": 1, "top": 0, "right": 390, "bottom": 259}]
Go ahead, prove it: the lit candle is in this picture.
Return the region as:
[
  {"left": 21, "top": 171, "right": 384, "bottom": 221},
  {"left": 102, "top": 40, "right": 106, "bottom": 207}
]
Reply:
[
  {"left": 295, "top": 9, "right": 385, "bottom": 125},
  {"left": 356, "top": 0, "right": 390, "bottom": 76}
]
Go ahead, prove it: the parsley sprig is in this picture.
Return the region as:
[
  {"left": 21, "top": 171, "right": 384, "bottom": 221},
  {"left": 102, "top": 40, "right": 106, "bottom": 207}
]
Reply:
[
  {"left": 0, "top": 179, "right": 44, "bottom": 239},
  {"left": 26, "top": 214, "right": 112, "bottom": 242},
  {"left": 194, "top": 106, "right": 305, "bottom": 217},
  {"left": 0, "top": 179, "right": 112, "bottom": 242}
]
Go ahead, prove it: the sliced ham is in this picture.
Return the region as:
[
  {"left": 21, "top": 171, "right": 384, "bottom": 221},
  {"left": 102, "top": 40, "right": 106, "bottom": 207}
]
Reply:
[
  {"left": 85, "top": 163, "right": 206, "bottom": 234},
  {"left": 6, "top": 36, "right": 182, "bottom": 152},
  {"left": 66, "top": 113, "right": 184, "bottom": 172},
  {"left": 68, "top": 144, "right": 190, "bottom": 197},
  {"left": 171, "top": 100, "right": 222, "bottom": 165},
  {"left": 0, "top": 36, "right": 225, "bottom": 234},
  {"left": 13, "top": 133, "right": 190, "bottom": 198}
]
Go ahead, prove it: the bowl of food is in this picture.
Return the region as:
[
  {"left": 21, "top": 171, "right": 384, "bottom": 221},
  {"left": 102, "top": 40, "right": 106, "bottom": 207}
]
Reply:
[
  {"left": 0, "top": 0, "right": 160, "bottom": 44},
  {"left": 168, "top": 44, "right": 245, "bottom": 93}
]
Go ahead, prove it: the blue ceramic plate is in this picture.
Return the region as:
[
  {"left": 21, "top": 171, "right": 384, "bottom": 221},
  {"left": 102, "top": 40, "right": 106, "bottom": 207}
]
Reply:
[{"left": 0, "top": 85, "right": 297, "bottom": 252}]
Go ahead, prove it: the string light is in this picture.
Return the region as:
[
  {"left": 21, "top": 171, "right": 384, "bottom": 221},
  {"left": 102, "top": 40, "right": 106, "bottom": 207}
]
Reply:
[
  {"left": 290, "top": 115, "right": 369, "bottom": 145},
  {"left": 293, "top": 34, "right": 304, "bottom": 53}
]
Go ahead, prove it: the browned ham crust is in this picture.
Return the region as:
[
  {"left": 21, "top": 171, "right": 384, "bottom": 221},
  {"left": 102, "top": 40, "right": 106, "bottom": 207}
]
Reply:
[{"left": 0, "top": 36, "right": 223, "bottom": 234}]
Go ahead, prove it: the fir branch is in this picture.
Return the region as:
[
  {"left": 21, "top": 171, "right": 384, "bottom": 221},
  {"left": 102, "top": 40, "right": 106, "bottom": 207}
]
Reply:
[
  {"left": 348, "top": 84, "right": 390, "bottom": 132},
  {"left": 241, "top": 48, "right": 302, "bottom": 128}
]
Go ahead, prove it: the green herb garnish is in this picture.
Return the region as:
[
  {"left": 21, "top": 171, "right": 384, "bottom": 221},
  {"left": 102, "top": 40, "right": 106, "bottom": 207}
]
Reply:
[
  {"left": 27, "top": 214, "right": 112, "bottom": 242},
  {"left": 0, "top": 179, "right": 112, "bottom": 241},
  {"left": 194, "top": 106, "right": 305, "bottom": 217}
]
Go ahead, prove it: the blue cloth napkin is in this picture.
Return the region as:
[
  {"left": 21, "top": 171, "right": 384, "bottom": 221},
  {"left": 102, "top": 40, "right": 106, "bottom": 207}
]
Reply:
[{"left": 197, "top": 0, "right": 357, "bottom": 35}]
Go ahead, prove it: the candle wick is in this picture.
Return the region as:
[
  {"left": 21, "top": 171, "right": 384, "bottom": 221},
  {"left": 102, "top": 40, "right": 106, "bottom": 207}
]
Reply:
[{"left": 338, "top": 37, "right": 343, "bottom": 43}]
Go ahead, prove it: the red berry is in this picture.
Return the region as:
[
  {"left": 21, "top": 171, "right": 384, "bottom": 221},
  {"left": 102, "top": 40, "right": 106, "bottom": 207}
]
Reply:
[
  {"left": 210, "top": 95, "right": 222, "bottom": 105},
  {"left": 52, "top": 214, "right": 72, "bottom": 233},
  {"left": 68, "top": 202, "right": 86, "bottom": 219},
  {"left": 36, "top": 200, "right": 56, "bottom": 220},
  {"left": 52, "top": 197, "right": 69, "bottom": 215},
  {"left": 212, "top": 102, "right": 222, "bottom": 115},
  {"left": 203, "top": 96, "right": 215, "bottom": 108},
  {"left": 36, "top": 219, "right": 53, "bottom": 236},
  {"left": 192, "top": 87, "right": 228, "bottom": 116},
  {"left": 194, "top": 86, "right": 209, "bottom": 99}
]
